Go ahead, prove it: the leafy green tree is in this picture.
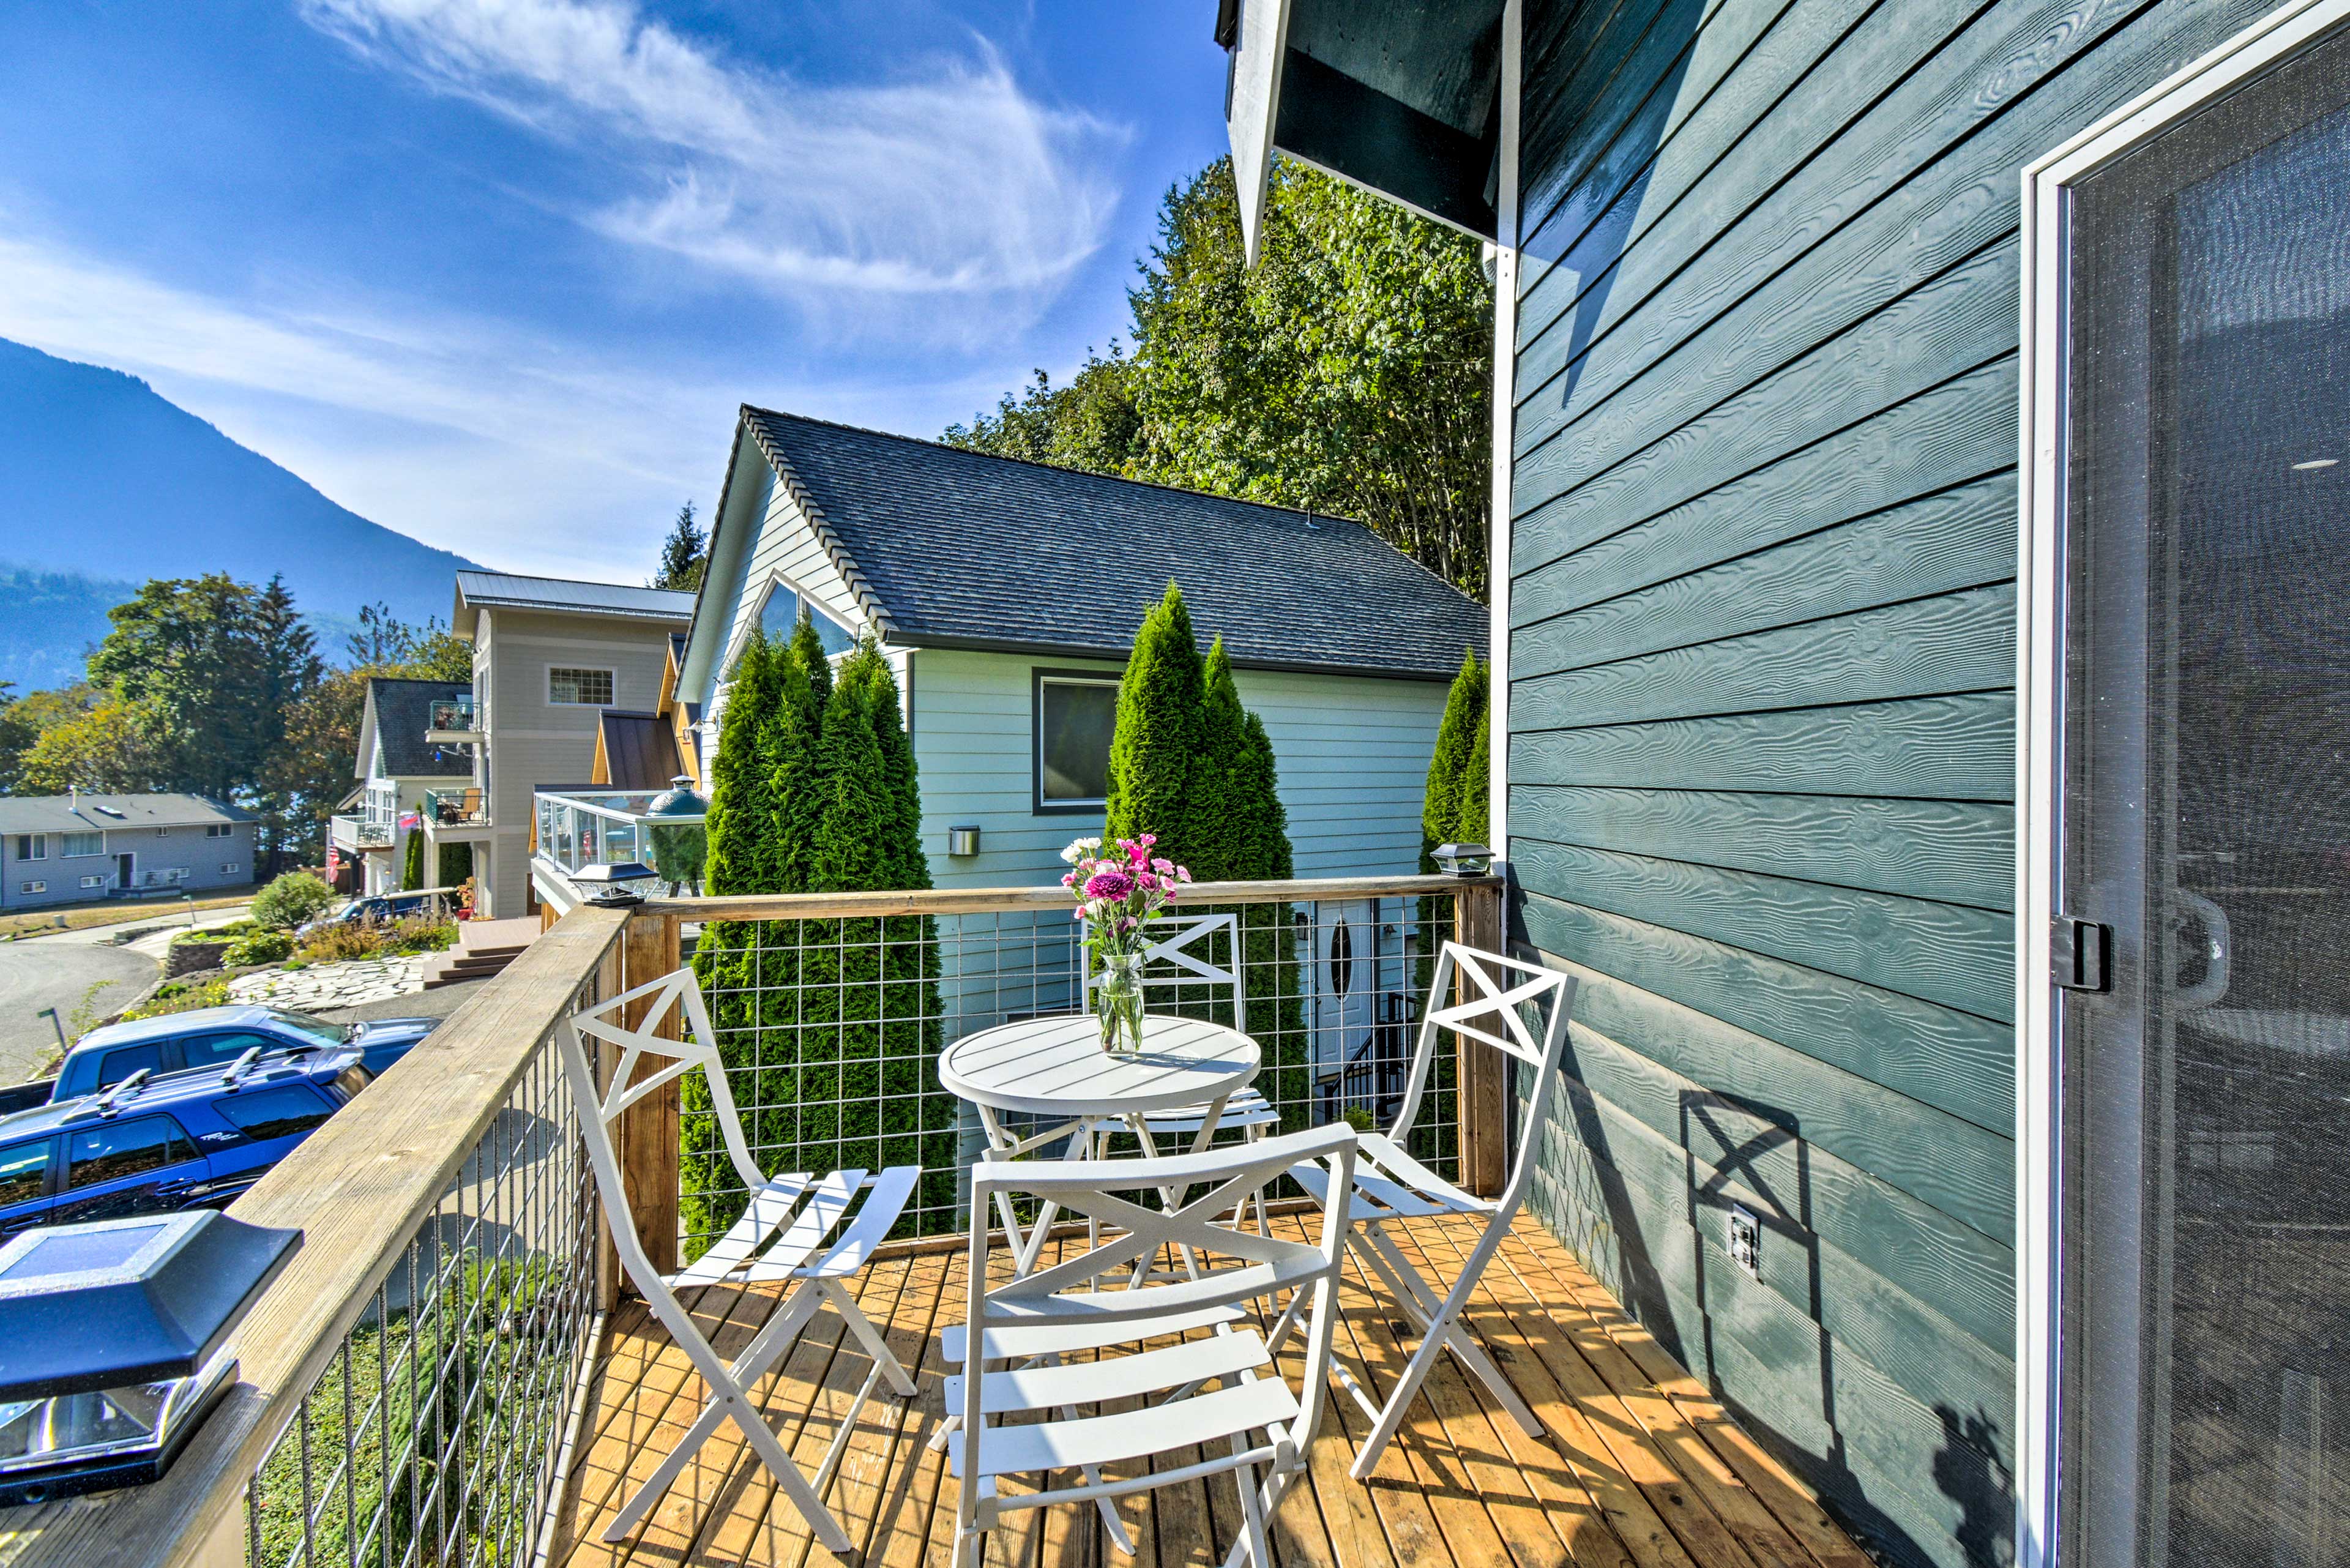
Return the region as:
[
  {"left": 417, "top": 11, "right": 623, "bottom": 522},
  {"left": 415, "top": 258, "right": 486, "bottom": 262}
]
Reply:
[
  {"left": 652, "top": 501, "right": 707, "bottom": 591},
  {"left": 942, "top": 347, "right": 1143, "bottom": 474},
  {"left": 13, "top": 695, "right": 169, "bottom": 794},
  {"left": 948, "top": 160, "right": 1493, "bottom": 597},
  {"left": 0, "top": 681, "right": 97, "bottom": 791}
]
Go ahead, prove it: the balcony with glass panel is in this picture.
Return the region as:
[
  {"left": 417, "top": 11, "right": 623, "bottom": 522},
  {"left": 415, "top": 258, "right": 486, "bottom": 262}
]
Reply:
[
  {"left": 532, "top": 782, "right": 707, "bottom": 909},
  {"left": 425, "top": 692, "right": 480, "bottom": 741}
]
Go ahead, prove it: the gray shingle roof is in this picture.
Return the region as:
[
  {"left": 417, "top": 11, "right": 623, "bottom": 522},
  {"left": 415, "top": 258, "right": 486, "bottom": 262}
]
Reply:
[
  {"left": 455, "top": 572, "right": 695, "bottom": 622},
  {"left": 0, "top": 794, "right": 250, "bottom": 835},
  {"left": 368, "top": 678, "right": 474, "bottom": 778},
  {"left": 740, "top": 408, "right": 1485, "bottom": 680}
]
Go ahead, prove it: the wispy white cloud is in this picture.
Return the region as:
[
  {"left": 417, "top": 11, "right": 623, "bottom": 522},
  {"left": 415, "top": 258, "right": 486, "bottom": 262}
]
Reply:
[{"left": 299, "top": 0, "right": 1128, "bottom": 324}]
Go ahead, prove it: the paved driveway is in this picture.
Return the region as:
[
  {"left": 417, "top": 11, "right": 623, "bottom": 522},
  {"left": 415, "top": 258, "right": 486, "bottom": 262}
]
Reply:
[{"left": 0, "top": 925, "right": 160, "bottom": 1084}]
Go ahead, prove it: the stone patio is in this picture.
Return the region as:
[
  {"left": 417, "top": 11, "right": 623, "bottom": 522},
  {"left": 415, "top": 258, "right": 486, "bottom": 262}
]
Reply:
[{"left": 228, "top": 952, "right": 431, "bottom": 1010}]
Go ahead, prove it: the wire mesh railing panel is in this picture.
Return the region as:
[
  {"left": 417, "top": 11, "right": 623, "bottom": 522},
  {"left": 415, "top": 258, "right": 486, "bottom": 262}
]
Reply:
[
  {"left": 682, "top": 893, "right": 1459, "bottom": 1256},
  {"left": 245, "top": 982, "right": 601, "bottom": 1568}
]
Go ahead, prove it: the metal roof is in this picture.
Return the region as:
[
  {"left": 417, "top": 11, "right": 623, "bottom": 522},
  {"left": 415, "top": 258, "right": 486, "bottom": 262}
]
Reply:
[{"left": 452, "top": 572, "right": 695, "bottom": 627}]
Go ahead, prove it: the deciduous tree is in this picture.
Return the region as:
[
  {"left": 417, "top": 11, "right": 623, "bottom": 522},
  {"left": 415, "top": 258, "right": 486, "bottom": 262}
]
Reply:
[{"left": 949, "top": 160, "right": 1492, "bottom": 597}]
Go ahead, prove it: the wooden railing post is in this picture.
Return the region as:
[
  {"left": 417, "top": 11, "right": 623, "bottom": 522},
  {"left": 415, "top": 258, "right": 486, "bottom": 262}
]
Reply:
[
  {"left": 1453, "top": 878, "right": 1507, "bottom": 1198},
  {"left": 615, "top": 912, "right": 683, "bottom": 1282}
]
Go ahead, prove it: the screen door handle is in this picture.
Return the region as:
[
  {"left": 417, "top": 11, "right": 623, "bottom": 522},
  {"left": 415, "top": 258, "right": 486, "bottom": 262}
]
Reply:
[{"left": 2173, "top": 890, "right": 2231, "bottom": 1012}]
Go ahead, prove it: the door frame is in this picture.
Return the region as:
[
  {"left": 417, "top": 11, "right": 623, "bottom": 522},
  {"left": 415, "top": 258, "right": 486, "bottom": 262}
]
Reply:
[{"left": 2013, "top": 3, "right": 2350, "bottom": 1562}]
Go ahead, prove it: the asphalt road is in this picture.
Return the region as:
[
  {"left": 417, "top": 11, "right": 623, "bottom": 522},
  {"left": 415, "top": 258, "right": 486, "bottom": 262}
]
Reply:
[{"left": 0, "top": 927, "right": 159, "bottom": 1084}]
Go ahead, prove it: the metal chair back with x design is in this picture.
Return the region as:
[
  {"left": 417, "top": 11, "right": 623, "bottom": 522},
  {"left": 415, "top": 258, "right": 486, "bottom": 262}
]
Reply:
[
  {"left": 562, "top": 966, "right": 920, "bottom": 1556},
  {"left": 949, "top": 1122, "right": 1358, "bottom": 1568},
  {"left": 1288, "top": 939, "right": 1577, "bottom": 1477}
]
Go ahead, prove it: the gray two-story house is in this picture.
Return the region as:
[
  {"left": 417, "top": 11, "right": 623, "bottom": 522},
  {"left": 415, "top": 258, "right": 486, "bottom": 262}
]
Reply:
[{"left": 0, "top": 793, "right": 254, "bottom": 911}]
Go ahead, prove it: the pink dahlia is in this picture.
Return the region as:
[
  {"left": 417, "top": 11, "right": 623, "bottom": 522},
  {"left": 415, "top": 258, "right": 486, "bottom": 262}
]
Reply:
[{"left": 1083, "top": 868, "right": 1135, "bottom": 901}]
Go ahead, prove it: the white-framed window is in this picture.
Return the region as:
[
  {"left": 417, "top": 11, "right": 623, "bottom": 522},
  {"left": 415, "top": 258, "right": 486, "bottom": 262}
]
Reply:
[
  {"left": 61, "top": 832, "right": 103, "bottom": 857},
  {"left": 547, "top": 666, "right": 616, "bottom": 706},
  {"left": 219, "top": 862, "right": 241, "bottom": 875},
  {"left": 1033, "top": 671, "right": 1120, "bottom": 812},
  {"left": 18, "top": 881, "right": 44, "bottom": 895},
  {"left": 204, "top": 824, "right": 234, "bottom": 839},
  {"left": 79, "top": 874, "right": 105, "bottom": 890},
  {"left": 13, "top": 835, "right": 45, "bottom": 862},
  {"left": 722, "top": 577, "right": 858, "bottom": 677}
]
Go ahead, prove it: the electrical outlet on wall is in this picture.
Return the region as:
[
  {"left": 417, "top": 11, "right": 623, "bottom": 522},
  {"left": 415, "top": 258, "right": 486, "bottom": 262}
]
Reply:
[{"left": 1727, "top": 1206, "right": 1761, "bottom": 1277}]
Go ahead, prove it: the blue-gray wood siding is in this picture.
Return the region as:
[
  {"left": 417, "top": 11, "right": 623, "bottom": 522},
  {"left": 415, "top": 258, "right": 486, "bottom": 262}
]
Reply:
[{"left": 1508, "top": 4, "right": 2266, "bottom": 1566}]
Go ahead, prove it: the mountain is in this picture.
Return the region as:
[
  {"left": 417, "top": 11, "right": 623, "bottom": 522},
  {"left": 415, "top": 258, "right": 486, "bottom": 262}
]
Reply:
[{"left": 0, "top": 337, "right": 482, "bottom": 689}]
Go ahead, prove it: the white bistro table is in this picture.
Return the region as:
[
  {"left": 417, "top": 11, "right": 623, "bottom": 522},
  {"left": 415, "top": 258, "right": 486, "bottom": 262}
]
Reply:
[{"left": 939, "top": 1011, "right": 1262, "bottom": 1277}]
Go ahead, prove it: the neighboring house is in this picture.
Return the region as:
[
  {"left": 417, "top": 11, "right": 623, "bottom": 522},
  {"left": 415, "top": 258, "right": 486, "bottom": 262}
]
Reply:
[
  {"left": 1223, "top": 6, "right": 2348, "bottom": 1568},
  {"left": 0, "top": 793, "right": 253, "bottom": 910},
  {"left": 672, "top": 407, "right": 1484, "bottom": 887},
  {"left": 327, "top": 677, "right": 471, "bottom": 898},
  {"left": 430, "top": 572, "right": 695, "bottom": 919}
]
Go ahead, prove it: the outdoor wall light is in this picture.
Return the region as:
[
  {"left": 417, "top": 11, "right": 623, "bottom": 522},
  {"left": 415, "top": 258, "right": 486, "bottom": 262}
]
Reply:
[
  {"left": 0, "top": 1211, "right": 299, "bottom": 1506},
  {"left": 947, "top": 826, "right": 982, "bottom": 857},
  {"left": 572, "top": 861, "right": 659, "bottom": 906},
  {"left": 1431, "top": 843, "right": 1493, "bottom": 878}
]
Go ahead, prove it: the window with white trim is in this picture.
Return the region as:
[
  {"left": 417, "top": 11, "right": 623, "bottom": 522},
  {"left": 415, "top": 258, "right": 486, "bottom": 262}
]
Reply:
[
  {"left": 219, "top": 862, "right": 241, "bottom": 875},
  {"left": 547, "top": 667, "right": 615, "bottom": 706},
  {"left": 204, "top": 824, "right": 234, "bottom": 839},
  {"left": 61, "top": 832, "right": 102, "bottom": 857},
  {"left": 18, "top": 881, "right": 44, "bottom": 895},
  {"left": 13, "top": 835, "right": 44, "bottom": 862},
  {"left": 79, "top": 875, "right": 105, "bottom": 890}
]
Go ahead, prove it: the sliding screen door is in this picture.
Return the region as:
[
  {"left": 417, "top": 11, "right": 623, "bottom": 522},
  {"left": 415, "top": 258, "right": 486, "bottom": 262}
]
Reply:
[{"left": 2058, "top": 23, "right": 2350, "bottom": 1568}]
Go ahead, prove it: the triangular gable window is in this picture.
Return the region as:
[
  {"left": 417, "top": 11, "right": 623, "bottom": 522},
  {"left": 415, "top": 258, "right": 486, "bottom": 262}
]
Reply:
[{"left": 726, "top": 579, "right": 856, "bottom": 676}]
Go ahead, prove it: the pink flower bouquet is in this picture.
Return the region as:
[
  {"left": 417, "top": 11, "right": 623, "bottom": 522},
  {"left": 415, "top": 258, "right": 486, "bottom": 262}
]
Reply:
[{"left": 1061, "top": 834, "right": 1191, "bottom": 1052}]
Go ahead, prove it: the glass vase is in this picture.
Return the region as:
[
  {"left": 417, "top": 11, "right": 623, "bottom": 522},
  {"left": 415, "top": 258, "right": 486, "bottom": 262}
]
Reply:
[{"left": 1095, "top": 949, "right": 1146, "bottom": 1055}]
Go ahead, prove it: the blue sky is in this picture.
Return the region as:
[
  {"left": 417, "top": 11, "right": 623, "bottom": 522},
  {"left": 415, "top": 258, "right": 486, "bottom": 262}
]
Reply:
[{"left": 0, "top": 1, "right": 1229, "bottom": 578}]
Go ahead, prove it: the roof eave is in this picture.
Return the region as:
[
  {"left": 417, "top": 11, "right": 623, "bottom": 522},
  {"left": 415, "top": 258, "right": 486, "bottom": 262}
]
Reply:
[{"left": 887, "top": 629, "right": 1461, "bottom": 682}]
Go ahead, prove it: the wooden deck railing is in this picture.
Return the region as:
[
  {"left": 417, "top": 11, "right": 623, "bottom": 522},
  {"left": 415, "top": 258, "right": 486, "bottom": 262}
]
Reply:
[{"left": 0, "top": 874, "right": 1504, "bottom": 1568}]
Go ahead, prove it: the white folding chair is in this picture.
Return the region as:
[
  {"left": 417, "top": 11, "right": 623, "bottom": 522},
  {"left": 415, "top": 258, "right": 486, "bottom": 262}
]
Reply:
[
  {"left": 561, "top": 967, "right": 920, "bottom": 1556},
  {"left": 946, "top": 1123, "right": 1357, "bottom": 1568},
  {"left": 1288, "top": 940, "right": 1576, "bottom": 1479},
  {"left": 1083, "top": 912, "right": 1281, "bottom": 1228}
]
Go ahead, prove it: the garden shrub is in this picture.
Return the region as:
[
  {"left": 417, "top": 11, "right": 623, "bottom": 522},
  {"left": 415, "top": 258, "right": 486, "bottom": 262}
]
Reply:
[
  {"left": 253, "top": 872, "right": 338, "bottom": 930},
  {"left": 223, "top": 929, "right": 294, "bottom": 966},
  {"left": 122, "top": 976, "right": 233, "bottom": 1021}
]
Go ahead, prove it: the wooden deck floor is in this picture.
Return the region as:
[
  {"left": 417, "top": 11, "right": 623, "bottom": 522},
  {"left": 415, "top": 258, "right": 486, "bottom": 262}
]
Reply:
[{"left": 553, "top": 1213, "right": 1875, "bottom": 1568}]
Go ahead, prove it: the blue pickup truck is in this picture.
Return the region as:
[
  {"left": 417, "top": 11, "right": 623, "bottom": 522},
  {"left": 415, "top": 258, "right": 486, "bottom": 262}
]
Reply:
[
  {"left": 0, "top": 1045, "right": 378, "bottom": 1239},
  {"left": 28, "top": 1006, "right": 437, "bottom": 1107}
]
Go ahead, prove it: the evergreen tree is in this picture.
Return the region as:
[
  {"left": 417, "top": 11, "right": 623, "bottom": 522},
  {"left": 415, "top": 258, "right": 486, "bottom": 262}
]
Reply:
[
  {"left": 684, "top": 631, "right": 784, "bottom": 1248},
  {"left": 1421, "top": 649, "right": 1488, "bottom": 872},
  {"left": 436, "top": 840, "right": 472, "bottom": 892},
  {"left": 799, "top": 644, "right": 947, "bottom": 1217},
  {"left": 1414, "top": 648, "right": 1488, "bottom": 1170},
  {"left": 1104, "top": 584, "right": 1206, "bottom": 862},
  {"left": 652, "top": 501, "right": 707, "bottom": 591},
  {"left": 399, "top": 827, "right": 425, "bottom": 891}
]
